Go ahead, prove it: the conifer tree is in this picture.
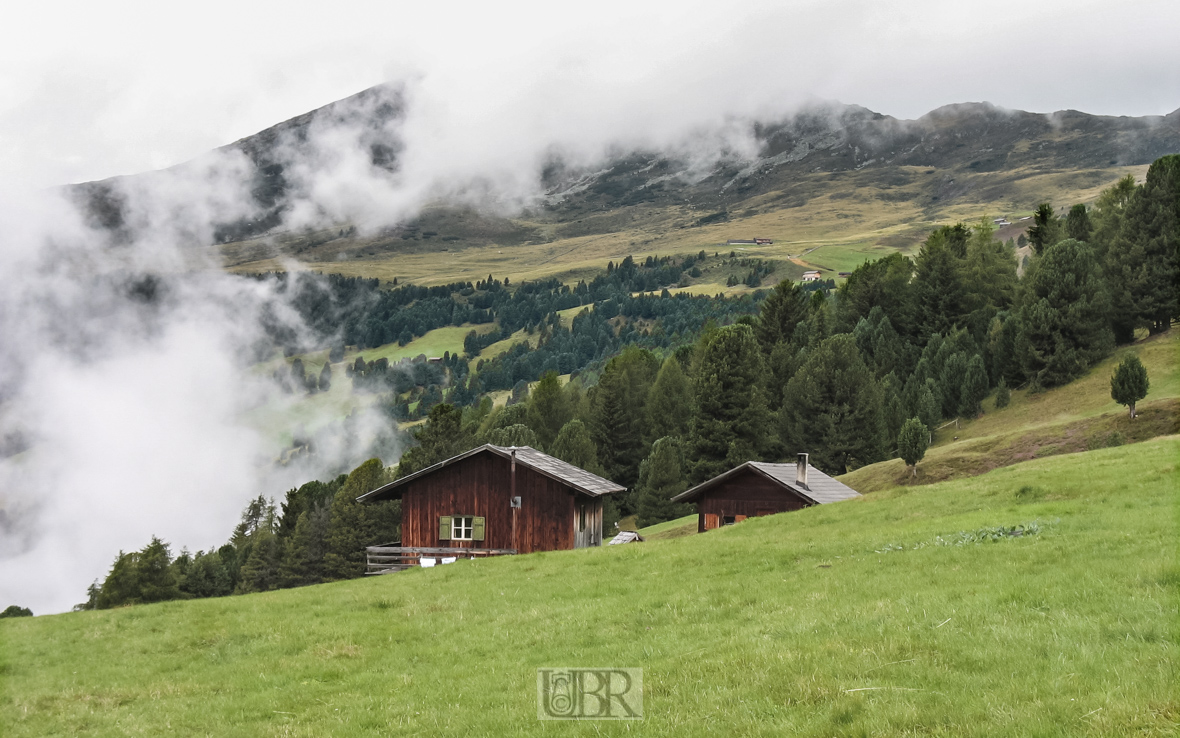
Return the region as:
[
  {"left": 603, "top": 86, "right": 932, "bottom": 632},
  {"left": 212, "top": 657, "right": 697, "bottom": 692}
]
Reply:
[
  {"left": 1028, "top": 204, "right": 1062, "bottom": 254},
  {"left": 897, "top": 418, "right": 929, "bottom": 477},
  {"left": 136, "top": 537, "right": 180, "bottom": 604},
  {"left": 484, "top": 424, "right": 539, "bottom": 448},
  {"left": 1017, "top": 239, "right": 1114, "bottom": 387},
  {"left": 236, "top": 509, "right": 281, "bottom": 594},
  {"left": 323, "top": 459, "right": 390, "bottom": 580},
  {"left": 687, "top": 324, "right": 770, "bottom": 483},
  {"left": 1110, "top": 354, "right": 1149, "bottom": 419},
  {"left": 1065, "top": 204, "right": 1093, "bottom": 242},
  {"left": 549, "top": 419, "right": 604, "bottom": 475},
  {"left": 959, "top": 354, "right": 990, "bottom": 417},
  {"left": 781, "top": 334, "right": 885, "bottom": 474},
  {"left": 526, "top": 371, "right": 572, "bottom": 449},
  {"left": 634, "top": 437, "right": 694, "bottom": 527},
  {"left": 279, "top": 504, "right": 331, "bottom": 588},
  {"left": 1112, "top": 154, "right": 1179, "bottom": 335},
  {"left": 911, "top": 227, "right": 967, "bottom": 340},
  {"left": 396, "top": 404, "right": 476, "bottom": 477},
  {"left": 646, "top": 356, "right": 693, "bottom": 442},
  {"left": 756, "top": 279, "right": 809, "bottom": 350}
]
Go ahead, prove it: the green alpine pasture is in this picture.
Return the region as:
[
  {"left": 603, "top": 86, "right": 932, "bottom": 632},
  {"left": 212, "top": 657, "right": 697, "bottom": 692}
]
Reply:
[{"left": 3, "top": 437, "right": 1176, "bottom": 736}]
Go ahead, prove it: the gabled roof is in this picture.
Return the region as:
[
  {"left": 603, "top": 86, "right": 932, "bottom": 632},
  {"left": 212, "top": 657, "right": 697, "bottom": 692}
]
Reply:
[
  {"left": 608, "top": 531, "right": 645, "bottom": 545},
  {"left": 357, "top": 444, "right": 625, "bottom": 503},
  {"left": 671, "top": 461, "right": 860, "bottom": 505}
]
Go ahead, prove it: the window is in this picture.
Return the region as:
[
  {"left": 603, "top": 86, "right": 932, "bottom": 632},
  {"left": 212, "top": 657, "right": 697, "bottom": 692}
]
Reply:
[
  {"left": 722, "top": 515, "right": 736, "bottom": 526},
  {"left": 438, "top": 515, "right": 485, "bottom": 542},
  {"left": 452, "top": 516, "right": 474, "bottom": 540}
]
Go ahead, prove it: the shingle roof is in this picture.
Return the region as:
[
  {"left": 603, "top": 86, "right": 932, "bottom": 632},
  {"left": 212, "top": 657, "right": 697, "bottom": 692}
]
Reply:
[
  {"left": 671, "top": 461, "right": 860, "bottom": 505},
  {"left": 358, "top": 444, "right": 625, "bottom": 503}
]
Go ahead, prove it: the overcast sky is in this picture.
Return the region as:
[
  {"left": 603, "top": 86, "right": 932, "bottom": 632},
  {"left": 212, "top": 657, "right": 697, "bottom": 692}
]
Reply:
[{"left": 2, "top": 0, "right": 1177, "bottom": 190}]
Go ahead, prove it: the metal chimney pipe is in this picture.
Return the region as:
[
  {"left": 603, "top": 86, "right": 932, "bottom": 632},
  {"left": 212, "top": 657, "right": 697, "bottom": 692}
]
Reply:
[{"left": 796, "top": 453, "right": 809, "bottom": 488}]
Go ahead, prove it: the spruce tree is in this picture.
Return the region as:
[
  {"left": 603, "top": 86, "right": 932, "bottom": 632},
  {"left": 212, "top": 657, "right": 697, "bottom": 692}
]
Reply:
[
  {"left": 1065, "top": 204, "right": 1093, "bottom": 242},
  {"left": 549, "top": 419, "right": 604, "bottom": 475},
  {"left": 959, "top": 354, "right": 989, "bottom": 418},
  {"left": 484, "top": 424, "right": 539, "bottom": 448},
  {"left": 279, "top": 504, "right": 331, "bottom": 588},
  {"left": 136, "top": 537, "right": 180, "bottom": 604},
  {"left": 897, "top": 418, "right": 929, "bottom": 477},
  {"left": 1110, "top": 354, "right": 1149, "bottom": 419},
  {"left": 687, "top": 324, "right": 770, "bottom": 483},
  {"left": 526, "top": 371, "right": 572, "bottom": 449},
  {"left": 1113, "top": 154, "right": 1179, "bottom": 335},
  {"left": 780, "top": 334, "right": 885, "bottom": 474},
  {"left": 646, "top": 356, "right": 693, "bottom": 442},
  {"left": 634, "top": 438, "right": 694, "bottom": 527},
  {"left": 236, "top": 509, "right": 281, "bottom": 594},
  {"left": 1028, "top": 204, "right": 1062, "bottom": 254},
  {"left": 396, "top": 404, "right": 476, "bottom": 477},
  {"left": 756, "top": 279, "right": 809, "bottom": 350},
  {"left": 323, "top": 459, "right": 390, "bottom": 580},
  {"left": 1017, "top": 239, "right": 1114, "bottom": 387},
  {"left": 911, "top": 228, "right": 967, "bottom": 340}
]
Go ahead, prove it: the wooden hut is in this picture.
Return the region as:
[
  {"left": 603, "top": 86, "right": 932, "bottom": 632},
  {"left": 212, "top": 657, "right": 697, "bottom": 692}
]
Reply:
[
  {"left": 358, "top": 444, "right": 624, "bottom": 572},
  {"left": 672, "top": 453, "right": 860, "bottom": 532}
]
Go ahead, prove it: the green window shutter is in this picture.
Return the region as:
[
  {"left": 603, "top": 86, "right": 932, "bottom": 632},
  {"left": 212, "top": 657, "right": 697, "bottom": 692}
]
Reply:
[
  {"left": 472, "top": 516, "right": 486, "bottom": 541},
  {"left": 439, "top": 516, "right": 452, "bottom": 540}
]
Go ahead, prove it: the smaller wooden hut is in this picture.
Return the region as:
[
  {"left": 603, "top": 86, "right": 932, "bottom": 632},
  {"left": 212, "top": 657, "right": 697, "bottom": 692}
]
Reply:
[{"left": 672, "top": 453, "right": 860, "bottom": 532}]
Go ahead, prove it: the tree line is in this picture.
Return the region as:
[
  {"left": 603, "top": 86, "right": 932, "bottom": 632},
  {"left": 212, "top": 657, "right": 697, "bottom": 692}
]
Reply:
[{"left": 83, "top": 154, "right": 1176, "bottom": 609}]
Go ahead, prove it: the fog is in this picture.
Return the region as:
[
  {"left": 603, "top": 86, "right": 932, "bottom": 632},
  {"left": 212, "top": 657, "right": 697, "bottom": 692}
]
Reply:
[{"left": 1, "top": 0, "right": 1177, "bottom": 614}]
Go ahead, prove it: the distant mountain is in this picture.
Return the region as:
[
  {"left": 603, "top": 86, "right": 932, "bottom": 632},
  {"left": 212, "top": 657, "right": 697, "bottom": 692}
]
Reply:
[{"left": 64, "top": 85, "right": 1180, "bottom": 265}]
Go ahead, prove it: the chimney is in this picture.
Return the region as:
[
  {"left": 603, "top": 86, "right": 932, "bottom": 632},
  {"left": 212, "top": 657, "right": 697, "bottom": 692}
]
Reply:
[{"left": 796, "top": 453, "right": 809, "bottom": 488}]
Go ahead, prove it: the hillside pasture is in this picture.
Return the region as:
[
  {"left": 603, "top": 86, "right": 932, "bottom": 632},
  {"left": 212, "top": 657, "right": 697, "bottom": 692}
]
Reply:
[{"left": 3, "top": 438, "right": 1175, "bottom": 736}]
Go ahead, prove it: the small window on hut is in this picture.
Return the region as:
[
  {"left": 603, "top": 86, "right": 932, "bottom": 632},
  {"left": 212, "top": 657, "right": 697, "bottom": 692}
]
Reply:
[
  {"left": 722, "top": 515, "right": 736, "bottom": 526},
  {"left": 440, "top": 515, "right": 485, "bottom": 542}
]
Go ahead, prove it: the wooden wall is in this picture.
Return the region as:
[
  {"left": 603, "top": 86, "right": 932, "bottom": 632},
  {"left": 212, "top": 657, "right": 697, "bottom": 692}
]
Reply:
[
  {"left": 400, "top": 451, "right": 592, "bottom": 553},
  {"left": 696, "top": 468, "right": 810, "bottom": 532}
]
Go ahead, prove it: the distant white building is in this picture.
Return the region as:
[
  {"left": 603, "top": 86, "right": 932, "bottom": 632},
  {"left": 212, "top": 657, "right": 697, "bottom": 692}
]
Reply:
[{"left": 801, "top": 270, "right": 822, "bottom": 282}]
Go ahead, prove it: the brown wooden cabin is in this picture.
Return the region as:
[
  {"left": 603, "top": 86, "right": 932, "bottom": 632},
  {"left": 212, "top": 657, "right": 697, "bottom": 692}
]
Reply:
[
  {"left": 358, "top": 444, "right": 624, "bottom": 554},
  {"left": 672, "top": 453, "right": 860, "bottom": 532}
]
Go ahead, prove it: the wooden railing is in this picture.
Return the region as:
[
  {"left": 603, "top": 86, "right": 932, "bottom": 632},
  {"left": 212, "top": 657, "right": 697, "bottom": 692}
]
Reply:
[{"left": 365, "top": 545, "right": 517, "bottom": 575}]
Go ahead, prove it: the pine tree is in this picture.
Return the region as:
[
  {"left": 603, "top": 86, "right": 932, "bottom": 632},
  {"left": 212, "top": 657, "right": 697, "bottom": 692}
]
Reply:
[
  {"left": 646, "top": 356, "right": 693, "bottom": 442},
  {"left": 756, "top": 279, "right": 809, "bottom": 350},
  {"left": 1112, "top": 154, "right": 1179, "bottom": 335},
  {"left": 1110, "top": 354, "right": 1149, "bottom": 418},
  {"left": 1028, "top": 204, "right": 1062, "bottom": 254},
  {"left": 589, "top": 347, "right": 659, "bottom": 488},
  {"left": 323, "top": 459, "right": 390, "bottom": 580},
  {"left": 1065, "top": 204, "right": 1093, "bottom": 242},
  {"left": 1017, "top": 239, "right": 1114, "bottom": 388},
  {"left": 687, "top": 324, "right": 771, "bottom": 483},
  {"left": 781, "top": 334, "right": 885, "bottom": 474},
  {"left": 396, "top": 404, "right": 476, "bottom": 477},
  {"left": 634, "top": 438, "right": 694, "bottom": 527},
  {"left": 236, "top": 508, "right": 281, "bottom": 594},
  {"left": 526, "top": 371, "right": 572, "bottom": 449},
  {"left": 549, "top": 419, "right": 604, "bottom": 475},
  {"left": 95, "top": 551, "right": 140, "bottom": 609},
  {"left": 136, "top": 537, "right": 180, "bottom": 604},
  {"left": 897, "top": 418, "right": 929, "bottom": 477},
  {"left": 484, "top": 424, "right": 539, "bottom": 448},
  {"left": 278, "top": 503, "right": 331, "bottom": 588},
  {"left": 911, "top": 227, "right": 967, "bottom": 340},
  {"left": 959, "top": 354, "right": 989, "bottom": 418}
]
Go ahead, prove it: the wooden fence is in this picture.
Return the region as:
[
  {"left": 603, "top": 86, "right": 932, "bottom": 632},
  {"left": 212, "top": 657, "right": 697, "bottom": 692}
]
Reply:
[{"left": 365, "top": 544, "right": 517, "bottom": 575}]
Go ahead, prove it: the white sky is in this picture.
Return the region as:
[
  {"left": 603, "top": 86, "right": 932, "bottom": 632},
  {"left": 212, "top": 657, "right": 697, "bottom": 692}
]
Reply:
[{"left": 1, "top": 0, "right": 1178, "bottom": 189}]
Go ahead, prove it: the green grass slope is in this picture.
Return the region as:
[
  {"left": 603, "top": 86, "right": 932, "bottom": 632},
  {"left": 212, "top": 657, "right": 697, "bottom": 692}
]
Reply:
[
  {"left": 3, "top": 438, "right": 1176, "bottom": 736},
  {"left": 842, "top": 330, "right": 1180, "bottom": 493}
]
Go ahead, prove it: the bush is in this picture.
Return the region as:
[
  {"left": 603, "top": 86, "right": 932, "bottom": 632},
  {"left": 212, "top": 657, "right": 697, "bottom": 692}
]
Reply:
[{"left": 1, "top": 605, "right": 33, "bottom": 618}]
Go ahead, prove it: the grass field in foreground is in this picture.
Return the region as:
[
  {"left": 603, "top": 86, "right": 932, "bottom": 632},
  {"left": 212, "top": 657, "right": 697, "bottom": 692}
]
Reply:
[{"left": 2, "top": 438, "right": 1176, "bottom": 736}]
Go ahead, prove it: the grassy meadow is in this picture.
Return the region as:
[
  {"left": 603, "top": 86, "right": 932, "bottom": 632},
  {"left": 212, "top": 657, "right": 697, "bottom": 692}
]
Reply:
[
  {"left": 843, "top": 330, "right": 1179, "bottom": 493},
  {"left": 3, "top": 437, "right": 1176, "bottom": 736}
]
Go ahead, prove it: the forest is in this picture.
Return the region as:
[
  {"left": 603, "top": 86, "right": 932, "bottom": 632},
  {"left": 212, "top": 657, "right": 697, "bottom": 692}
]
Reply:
[{"left": 80, "top": 154, "right": 1178, "bottom": 611}]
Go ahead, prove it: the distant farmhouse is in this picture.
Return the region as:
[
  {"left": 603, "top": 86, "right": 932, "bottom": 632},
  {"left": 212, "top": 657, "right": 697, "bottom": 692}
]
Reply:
[
  {"left": 726, "top": 238, "right": 774, "bottom": 245},
  {"left": 359, "top": 445, "right": 624, "bottom": 572},
  {"left": 672, "top": 454, "right": 860, "bottom": 532},
  {"left": 801, "top": 270, "right": 823, "bottom": 282}
]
